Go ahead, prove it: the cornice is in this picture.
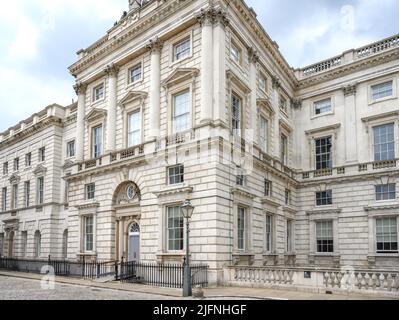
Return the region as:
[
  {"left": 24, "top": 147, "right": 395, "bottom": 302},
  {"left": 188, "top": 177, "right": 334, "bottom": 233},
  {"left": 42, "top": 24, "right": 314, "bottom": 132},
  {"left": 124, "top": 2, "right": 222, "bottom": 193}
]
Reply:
[
  {"left": 0, "top": 117, "right": 63, "bottom": 151},
  {"left": 75, "top": 202, "right": 100, "bottom": 210},
  {"left": 68, "top": 0, "right": 190, "bottom": 76},
  {"left": 305, "top": 123, "right": 341, "bottom": 136},
  {"left": 298, "top": 47, "right": 399, "bottom": 89},
  {"left": 364, "top": 203, "right": 399, "bottom": 212},
  {"left": 306, "top": 208, "right": 342, "bottom": 215},
  {"left": 361, "top": 110, "right": 399, "bottom": 123},
  {"left": 153, "top": 186, "right": 193, "bottom": 198},
  {"left": 261, "top": 197, "right": 281, "bottom": 208},
  {"left": 231, "top": 187, "right": 257, "bottom": 200}
]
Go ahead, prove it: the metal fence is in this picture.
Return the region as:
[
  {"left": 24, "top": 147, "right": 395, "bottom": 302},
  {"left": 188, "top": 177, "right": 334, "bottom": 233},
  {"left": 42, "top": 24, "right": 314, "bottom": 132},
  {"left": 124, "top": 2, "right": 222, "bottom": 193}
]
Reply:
[
  {"left": 0, "top": 255, "right": 209, "bottom": 288},
  {"left": 116, "top": 261, "right": 209, "bottom": 288},
  {"left": 0, "top": 255, "right": 116, "bottom": 279}
]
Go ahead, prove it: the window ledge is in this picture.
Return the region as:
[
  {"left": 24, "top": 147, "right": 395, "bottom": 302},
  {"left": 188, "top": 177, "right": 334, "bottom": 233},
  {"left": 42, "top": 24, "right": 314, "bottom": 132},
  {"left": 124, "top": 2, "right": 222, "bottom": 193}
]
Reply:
[
  {"left": 369, "top": 253, "right": 399, "bottom": 258},
  {"left": 368, "top": 96, "right": 397, "bottom": 106},
  {"left": 156, "top": 252, "right": 187, "bottom": 264},
  {"left": 311, "top": 111, "right": 334, "bottom": 120}
]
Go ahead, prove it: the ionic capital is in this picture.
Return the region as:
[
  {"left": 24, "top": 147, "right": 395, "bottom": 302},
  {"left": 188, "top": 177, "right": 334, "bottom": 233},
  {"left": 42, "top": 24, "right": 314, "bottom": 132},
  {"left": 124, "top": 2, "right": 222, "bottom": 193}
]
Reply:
[{"left": 73, "top": 82, "right": 87, "bottom": 95}]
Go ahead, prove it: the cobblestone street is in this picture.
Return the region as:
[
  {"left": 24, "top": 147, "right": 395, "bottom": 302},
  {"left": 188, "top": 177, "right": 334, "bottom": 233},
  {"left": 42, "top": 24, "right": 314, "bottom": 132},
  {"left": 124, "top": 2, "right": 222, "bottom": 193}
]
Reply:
[{"left": 0, "top": 276, "right": 180, "bottom": 300}]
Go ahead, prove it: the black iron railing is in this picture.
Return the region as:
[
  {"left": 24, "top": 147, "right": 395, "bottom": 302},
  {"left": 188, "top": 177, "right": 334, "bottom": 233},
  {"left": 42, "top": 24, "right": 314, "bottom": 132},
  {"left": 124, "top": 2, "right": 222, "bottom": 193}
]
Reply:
[
  {"left": 116, "top": 261, "right": 209, "bottom": 288},
  {"left": 0, "top": 255, "right": 209, "bottom": 288}
]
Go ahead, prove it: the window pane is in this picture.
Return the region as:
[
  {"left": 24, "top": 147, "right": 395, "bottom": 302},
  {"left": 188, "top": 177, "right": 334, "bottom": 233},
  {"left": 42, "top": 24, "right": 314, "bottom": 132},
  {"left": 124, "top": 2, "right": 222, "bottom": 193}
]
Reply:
[
  {"left": 173, "top": 91, "right": 190, "bottom": 133},
  {"left": 128, "top": 111, "right": 141, "bottom": 147},
  {"left": 237, "top": 207, "right": 246, "bottom": 251},
  {"left": 232, "top": 95, "right": 241, "bottom": 134},
  {"left": 373, "top": 124, "right": 395, "bottom": 161},
  {"left": 376, "top": 217, "right": 398, "bottom": 253},
  {"left": 372, "top": 81, "right": 393, "bottom": 100},
  {"left": 167, "top": 207, "right": 184, "bottom": 251},
  {"left": 315, "top": 137, "right": 332, "bottom": 169},
  {"left": 130, "top": 64, "right": 142, "bottom": 83},
  {"left": 314, "top": 98, "right": 332, "bottom": 115},
  {"left": 260, "top": 117, "right": 268, "bottom": 152},
  {"left": 316, "top": 221, "right": 334, "bottom": 253},
  {"left": 174, "top": 38, "right": 190, "bottom": 61}
]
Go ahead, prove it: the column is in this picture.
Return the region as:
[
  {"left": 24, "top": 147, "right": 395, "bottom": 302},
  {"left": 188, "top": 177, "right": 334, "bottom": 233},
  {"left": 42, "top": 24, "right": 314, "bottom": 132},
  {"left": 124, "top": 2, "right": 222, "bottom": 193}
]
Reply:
[
  {"left": 198, "top": 10, "right": 214, "bottom": 124},
  {"left": 248, "top": 48, "right": 259, "bottom": 144},
  {"left": 213, "top": 10, "right": 229, "bottom": 124},
  {"left": 73, "top": 82, "right": 87, "bottom": 161},
  {"left": 147, "top": 37, "right": 163, "bottom": 140},
  {"left": 105, "top": 64, "right": 119, "bottom": 152},
  {"left": 343, "top": 84, "right": 358, "bottom": 163}
]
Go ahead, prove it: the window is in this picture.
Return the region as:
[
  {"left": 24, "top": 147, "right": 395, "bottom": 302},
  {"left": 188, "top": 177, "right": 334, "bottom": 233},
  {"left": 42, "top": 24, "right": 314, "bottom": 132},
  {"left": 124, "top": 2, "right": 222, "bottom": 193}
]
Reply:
[
  {"left": 236, "top": 174, "right": 245, "bottom": 187},
  {"left": 24, "top": 181, "right": 30, "bottom": 208},
  {"left": 279, "top": 95, "right": 287, "bottom": 113},
  {"left": 0, "top": 233, "right": 3, "bottom": 256},
  {"left": 173, "top": 37, "right": 191, "bottom": 61},
  {"left": 237, "top": 207, "right": 246, "bottom": 251},
  {"left": 316, "top": 221, "right": 334, "bottom": 253},
  {"left": 84, "top": 216, "right": 94, "bottom": 252},
  {"left": 230, "top": 42, "right": 242, "bottom": 65},
  {"left": 280, "top": 134, "right": 288, "bottom": 165},
  {"left": 315, "top": 136, "right": 332, "bottom": 170},
  {"left": 39, "top": 147, "right": 45, "bottom": 162},
  {"left": 21, "top": 231, "right": 27, "bottom": 257},
  {"left": 167, "top": 206, "right": 184, "bottom": 251},
  {"left": 12, "top": 184, "right": 18, "bottom": 209},
  {"left": 93, "top": 83, "right": 104, "bottom": 102},
  {"left": 128, "top": 110, "right": 141, "bottom": 147},
  {"left": 259, "top": 74, "right": 267, "bottom": 92},
  {"left": 232, "top": 94, "right": 242, "bottom": 134},
  {"left": 316, "top": 190, "right": 333, "bottom": 206},
  {"left": 373, "top": 124, "right": 395, "bottom": 161},
  {"left": 2, "top": 187, "right": 7, "bottom": 211},
  {"left": 25, "top": 153, "right": 31, "bottom": 167},
  {"left": 172, "top": 90, "right": 190, "bottom": 133},
  {"left": 376, "top": 184, "right": 396, "bottom": 201},
  {"left": 259, "top": 116, "right": 268, "bottom": 153},
  {"left": 62, "top": 230, "right": 68, "bottom": 259},
  {"left": 264, "top": 179, "right": 272, "bottom": 197},
  {"left": 3, "top": 162, "right": 8, "bottom": 175},
  {"left": 129, "top": 63, "right": 142, "bottom": 84},
  {"left": 66, "top": 140, "right": 75, "bottom": 158},
  {"left": 265, "top": 215, "right": 273, "bottom": 252},
  {"left": 314, "top": 98, "right": 332, "bottom": 115},
  {"left": 34, "top": 231, "right": 41, "bottom": 257},
  {"left": 13, "top": 158, "right": 19, "bottom": 171},
  {"left": 92, "top": 126, "right": 103, "bottom": 158},
  {"left": 85, "top": 183, "right": 95, "bottom": 200},
  {"left": 37, "top": 177, "right": 44, "bottom": 205},
  {"left": 286, "top": 220, "right": 293, "bottom": 252},
  {"left": 285, "top": 189, "right": 291, "bottom": 205},
  {"left": 371, "top": 81, "right": 393, "bottom": 101},
  {"left": 168, "top": 165, "right": 184, "bottom": 185},
  {"left": 376, "top": 217, "right": 398, "bottom": 253}
]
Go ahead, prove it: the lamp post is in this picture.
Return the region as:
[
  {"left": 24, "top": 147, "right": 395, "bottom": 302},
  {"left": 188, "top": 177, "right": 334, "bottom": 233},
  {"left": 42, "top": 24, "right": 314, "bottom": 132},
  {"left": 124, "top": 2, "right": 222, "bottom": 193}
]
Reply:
[{"left": 181, "top": 199, "right": 194, "bottom": 297}]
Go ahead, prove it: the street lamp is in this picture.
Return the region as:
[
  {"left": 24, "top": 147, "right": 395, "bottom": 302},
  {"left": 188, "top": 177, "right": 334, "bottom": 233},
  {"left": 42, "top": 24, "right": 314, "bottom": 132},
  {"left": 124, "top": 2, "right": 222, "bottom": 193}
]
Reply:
[{"left": 181, "top": 199, "right": 194, "bottom": 297}]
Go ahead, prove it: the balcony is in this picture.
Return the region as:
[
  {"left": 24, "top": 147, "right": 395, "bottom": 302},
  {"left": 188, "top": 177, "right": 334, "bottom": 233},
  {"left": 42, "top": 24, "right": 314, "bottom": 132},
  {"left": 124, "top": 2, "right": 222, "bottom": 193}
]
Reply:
[{"left": 300, "top": 159, "right": 398, "bottom": 181}]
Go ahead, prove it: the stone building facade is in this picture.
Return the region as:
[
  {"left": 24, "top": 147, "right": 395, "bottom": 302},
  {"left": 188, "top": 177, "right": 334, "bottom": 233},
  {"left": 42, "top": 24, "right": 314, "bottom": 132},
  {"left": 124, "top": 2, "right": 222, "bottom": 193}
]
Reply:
[{"left": 0, "top": 0, "right": 398, "bottom": 286}]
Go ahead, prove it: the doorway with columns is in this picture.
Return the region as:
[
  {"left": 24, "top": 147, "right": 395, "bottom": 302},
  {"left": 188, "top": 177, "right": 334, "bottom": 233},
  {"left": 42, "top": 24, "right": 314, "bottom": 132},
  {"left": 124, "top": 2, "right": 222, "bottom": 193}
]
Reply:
[{"left": 113, "top": 181, "right": 142, "bottom": 262}]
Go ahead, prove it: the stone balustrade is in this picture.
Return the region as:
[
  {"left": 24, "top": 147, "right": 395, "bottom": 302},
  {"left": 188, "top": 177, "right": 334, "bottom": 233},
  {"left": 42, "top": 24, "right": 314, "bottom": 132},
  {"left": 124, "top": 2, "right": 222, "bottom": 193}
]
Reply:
[
  {"left": 297, "top": 34, "right": 399, "bottom": 79},
  {"left": 227, "top": 266, "right": 399, "bottom": 295},
  {"left": 300, "top": 159, "right": 399, "bottom": 181}
]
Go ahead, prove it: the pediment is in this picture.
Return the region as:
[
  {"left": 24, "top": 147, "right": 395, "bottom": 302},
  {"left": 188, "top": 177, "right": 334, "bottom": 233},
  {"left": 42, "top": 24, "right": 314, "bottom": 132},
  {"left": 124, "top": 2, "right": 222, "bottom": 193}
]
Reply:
[
  {"left": 162, "top": 68, "right": 199, "bottom": 88},
  {"left": 227, "top": 69, "right": 251, "bottom": 94},
  {"left": 33, "top": 164, "right": 47, "bottom": 176},
  {"left": 85, "top": 108, "right": 107, "bottom": 123},
  {"left": 257, "top": 98, "right": 275, "bottom": 115},
  {"left": 118, "top": 90, "right": 147, "bottom": 108},
  {"left": 9, "top": 173, "right": 20, "bottom": 184},
  {"left": 63, "top": 159, "right": 74, "bottom": 169}
]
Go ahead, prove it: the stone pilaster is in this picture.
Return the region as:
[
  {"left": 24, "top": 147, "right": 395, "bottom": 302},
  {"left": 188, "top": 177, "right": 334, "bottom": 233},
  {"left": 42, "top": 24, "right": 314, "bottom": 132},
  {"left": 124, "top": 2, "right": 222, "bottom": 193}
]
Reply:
[
  {"left": 197, "top": 8, "right": 214, "bottom": 124},
  {"left": 105, "top": 64, "right": 119, "bottom": 152},
  {"left": 343, "top": 83, "right": 358, "bottom": 163},
  {"left": 73, "top": 82, "right": 87, "bottom": 161},
  {"left": 146, "top": 37, "right": 163, "bottom": 140},
  {"left": 248, "top": 47, "right": 259, "bottom": 144},
  {"left": 213, "top": 9, "right": 229, "bottom": 125}
]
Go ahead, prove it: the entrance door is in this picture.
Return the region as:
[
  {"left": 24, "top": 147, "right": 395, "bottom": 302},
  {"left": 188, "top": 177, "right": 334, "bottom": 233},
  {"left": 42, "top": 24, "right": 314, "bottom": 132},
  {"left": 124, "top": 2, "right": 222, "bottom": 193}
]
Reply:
[
  {"left": 8, "top": 231, "right": 14, "bottom": 258},
  {"left": 128, "top": 222, "right": 140, "bottom": 263}
]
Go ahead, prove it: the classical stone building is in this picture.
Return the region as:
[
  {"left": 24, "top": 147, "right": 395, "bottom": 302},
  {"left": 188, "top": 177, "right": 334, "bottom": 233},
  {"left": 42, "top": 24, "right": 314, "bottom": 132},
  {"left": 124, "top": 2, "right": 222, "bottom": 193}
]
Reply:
[{"left": 0, "top": 0, "right": 398, "bottom": 287}]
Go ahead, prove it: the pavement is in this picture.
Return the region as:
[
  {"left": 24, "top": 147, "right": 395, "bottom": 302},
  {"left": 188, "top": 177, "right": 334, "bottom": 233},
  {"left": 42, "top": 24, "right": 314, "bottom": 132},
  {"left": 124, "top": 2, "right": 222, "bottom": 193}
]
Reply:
[{"left": 0, "top": 271, "right": 398, "bottom": 300}]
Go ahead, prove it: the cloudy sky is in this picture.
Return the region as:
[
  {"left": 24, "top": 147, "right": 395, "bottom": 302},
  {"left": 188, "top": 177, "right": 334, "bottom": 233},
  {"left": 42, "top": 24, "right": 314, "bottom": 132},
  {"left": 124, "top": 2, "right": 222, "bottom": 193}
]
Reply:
[{"left": 0, "top": 0, "right": 398, "bottom": 132}]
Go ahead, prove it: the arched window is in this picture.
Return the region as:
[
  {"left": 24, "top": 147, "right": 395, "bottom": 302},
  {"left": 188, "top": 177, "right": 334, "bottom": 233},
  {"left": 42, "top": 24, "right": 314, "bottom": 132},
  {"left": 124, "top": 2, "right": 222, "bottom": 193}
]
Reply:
[
  {"left": 62, "top": 230, "right": 68, "bottom": 260},
  {"left": 34, "top": 231, "right": 41, "bottom": 258},
  {"left": 129, "top": 222, "right": 140, "bottom": 235}
]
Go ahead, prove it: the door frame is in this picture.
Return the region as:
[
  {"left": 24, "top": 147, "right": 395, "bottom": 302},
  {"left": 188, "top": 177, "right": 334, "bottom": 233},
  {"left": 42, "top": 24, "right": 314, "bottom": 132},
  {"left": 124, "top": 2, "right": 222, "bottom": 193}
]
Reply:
[{"left": 127, "top": 221, "right": 140, "bottom": 262}]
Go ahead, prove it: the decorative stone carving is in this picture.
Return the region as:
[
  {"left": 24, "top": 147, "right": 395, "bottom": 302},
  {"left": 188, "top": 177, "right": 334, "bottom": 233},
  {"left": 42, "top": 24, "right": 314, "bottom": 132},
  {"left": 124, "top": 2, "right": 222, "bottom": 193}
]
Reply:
[
  {"left": 196, "top": 6, "right": 229, "bottom": 27},
  {"left": 9, "top": 173, "right": 20, "bottom": 185},
  {"left": 104, "top": 63, "right": 119, "bottom": 77},
  {"left": 73, "top": 82, "right": 87, "bottom": 95},
  {"left": 343, "top": 83, "right": 357, "bottom": 96},
  {"left": 33, "top": 164, "right": 47, "bottom": 176},
  {"left": 248, "top": 47, "right": 259, "bottom": 64},
  {"left": 146, "top": 37, "right": 163, "bottom": 53},
  {"left": 114, "top": 182, "right": 141, "bottom": 206},
  {"left": 271, "top": 75, "right": 281, "bottom": 89},
  {"left": 291, "top": 97, "right": 302, "bottom": 109}
]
